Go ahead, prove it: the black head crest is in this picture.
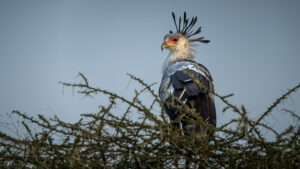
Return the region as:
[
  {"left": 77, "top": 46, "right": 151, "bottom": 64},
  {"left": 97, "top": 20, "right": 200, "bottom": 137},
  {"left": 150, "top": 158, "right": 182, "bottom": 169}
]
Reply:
[{"left": 170, "top": 12, "right": 210, "bottom": 43}]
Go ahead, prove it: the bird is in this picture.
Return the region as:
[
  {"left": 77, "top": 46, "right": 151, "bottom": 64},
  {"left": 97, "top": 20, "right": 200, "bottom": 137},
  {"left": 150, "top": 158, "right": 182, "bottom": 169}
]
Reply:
[{"left": 159, "top": 12, "right": 216, "bottom": 138}]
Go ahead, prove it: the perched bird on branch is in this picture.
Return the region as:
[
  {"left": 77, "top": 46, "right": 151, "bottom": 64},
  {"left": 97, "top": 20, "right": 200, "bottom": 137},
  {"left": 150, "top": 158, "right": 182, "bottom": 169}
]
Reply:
[{"left": 159, "top": 12, "right": 216, "bottom": 138}]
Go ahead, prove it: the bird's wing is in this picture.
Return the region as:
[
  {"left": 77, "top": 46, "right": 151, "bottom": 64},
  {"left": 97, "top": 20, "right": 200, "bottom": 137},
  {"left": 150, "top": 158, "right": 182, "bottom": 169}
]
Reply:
[
  {"left": 171, "top": 69, "right": 209, "bottom": 99},
  {"left": 168, "top": 67, "right": 216, "bottom": 126}
]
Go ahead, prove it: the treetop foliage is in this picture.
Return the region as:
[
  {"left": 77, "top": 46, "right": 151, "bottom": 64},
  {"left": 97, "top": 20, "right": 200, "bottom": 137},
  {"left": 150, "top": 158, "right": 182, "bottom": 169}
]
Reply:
[{"left": 0, "top": 73, "right": 299, "bottom": 168}]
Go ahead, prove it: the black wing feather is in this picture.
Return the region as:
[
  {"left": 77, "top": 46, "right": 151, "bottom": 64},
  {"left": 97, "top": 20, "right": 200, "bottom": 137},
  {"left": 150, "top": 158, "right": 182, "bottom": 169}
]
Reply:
[
  {"left": 171, "top": 70, "right": 208, "bottom": 96},
  {"left": 169, "top": 69, "right": 216, "bottom": 127}
]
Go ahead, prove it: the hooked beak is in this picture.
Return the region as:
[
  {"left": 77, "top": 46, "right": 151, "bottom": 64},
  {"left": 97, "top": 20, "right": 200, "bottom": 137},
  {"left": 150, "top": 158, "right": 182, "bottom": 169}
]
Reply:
[{"left": 161, "top": 41, "right": 168, "bottom": 51}]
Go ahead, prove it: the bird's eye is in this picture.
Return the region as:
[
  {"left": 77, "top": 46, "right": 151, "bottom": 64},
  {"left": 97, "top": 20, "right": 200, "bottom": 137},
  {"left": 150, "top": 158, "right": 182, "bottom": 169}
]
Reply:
[{"left": 173, "top": 38, "right": 178, "bottom": 42}]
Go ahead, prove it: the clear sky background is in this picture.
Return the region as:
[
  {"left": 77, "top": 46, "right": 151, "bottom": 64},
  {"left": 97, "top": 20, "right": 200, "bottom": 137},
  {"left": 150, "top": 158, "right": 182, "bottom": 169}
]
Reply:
[{"left": 0, "top": 0, "right": 299, "bottom": 138}]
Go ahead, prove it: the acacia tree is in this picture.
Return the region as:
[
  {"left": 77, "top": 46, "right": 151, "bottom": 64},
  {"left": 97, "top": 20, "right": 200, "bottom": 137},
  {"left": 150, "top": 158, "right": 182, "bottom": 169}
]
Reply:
[{"left": 0, "top": 73, "right": 299, "bottom": 168}]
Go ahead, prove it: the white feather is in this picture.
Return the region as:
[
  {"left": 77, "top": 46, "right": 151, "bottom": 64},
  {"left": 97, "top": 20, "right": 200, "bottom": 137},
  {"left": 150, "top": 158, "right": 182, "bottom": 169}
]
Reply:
[{"left": 162, "top": 35, "right": 195, "bottom": 72}]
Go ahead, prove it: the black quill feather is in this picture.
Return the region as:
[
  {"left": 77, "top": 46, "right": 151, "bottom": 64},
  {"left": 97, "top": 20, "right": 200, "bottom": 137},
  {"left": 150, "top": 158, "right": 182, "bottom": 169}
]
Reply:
[{"left": 170, "top": 12, "right": 210, "bottom": 43}]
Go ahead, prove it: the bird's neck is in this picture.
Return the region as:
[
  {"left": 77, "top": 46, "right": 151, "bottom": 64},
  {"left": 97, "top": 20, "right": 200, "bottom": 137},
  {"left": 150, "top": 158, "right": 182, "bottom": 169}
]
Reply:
[
  {"left": 169, "top": 48, "right": 194, "bottom": 62},
  {"left": 162, "top": 46, "right": 194, "bottom": 71}
]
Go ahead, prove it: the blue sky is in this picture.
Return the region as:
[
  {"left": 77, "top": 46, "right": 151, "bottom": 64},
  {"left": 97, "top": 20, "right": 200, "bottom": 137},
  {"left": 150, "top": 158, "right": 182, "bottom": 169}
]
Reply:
[{"left": 0, "top": 0, "right": 299, "bottom": 137}]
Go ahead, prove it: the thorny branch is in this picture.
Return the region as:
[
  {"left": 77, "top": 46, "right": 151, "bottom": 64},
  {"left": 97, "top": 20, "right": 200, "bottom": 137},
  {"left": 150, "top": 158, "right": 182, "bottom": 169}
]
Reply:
[{"left": 0, "top": 73, "right": 299, "bottom": 169}]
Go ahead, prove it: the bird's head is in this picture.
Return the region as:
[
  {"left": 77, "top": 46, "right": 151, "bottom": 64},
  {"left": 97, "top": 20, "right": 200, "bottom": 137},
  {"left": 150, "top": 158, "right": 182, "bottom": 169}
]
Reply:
[
  {"left": 161, "top": 12, "right": 210, "bottom": 64},
  {"left": 161, "top": 33, "right": 187, "bottom": 52}
]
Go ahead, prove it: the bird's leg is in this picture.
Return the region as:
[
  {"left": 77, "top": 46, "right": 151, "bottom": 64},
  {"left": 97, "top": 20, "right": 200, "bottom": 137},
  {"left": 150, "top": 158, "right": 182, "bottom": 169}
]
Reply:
[{"left": 185, "top": 153, "right": 192, "bottom": 169}]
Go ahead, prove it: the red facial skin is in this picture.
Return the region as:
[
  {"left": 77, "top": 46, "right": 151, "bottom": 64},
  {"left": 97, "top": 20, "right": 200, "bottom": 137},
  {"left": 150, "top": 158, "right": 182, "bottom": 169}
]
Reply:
[{"left": 166, "top": 36, "right": 179, "bottom": 46}]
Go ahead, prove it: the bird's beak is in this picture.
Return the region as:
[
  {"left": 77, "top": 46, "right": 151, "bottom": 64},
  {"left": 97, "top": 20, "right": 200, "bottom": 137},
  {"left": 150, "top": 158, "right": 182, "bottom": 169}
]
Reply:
[{"left": 161, "top": 41, "right": 168, "bottom": 51}]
